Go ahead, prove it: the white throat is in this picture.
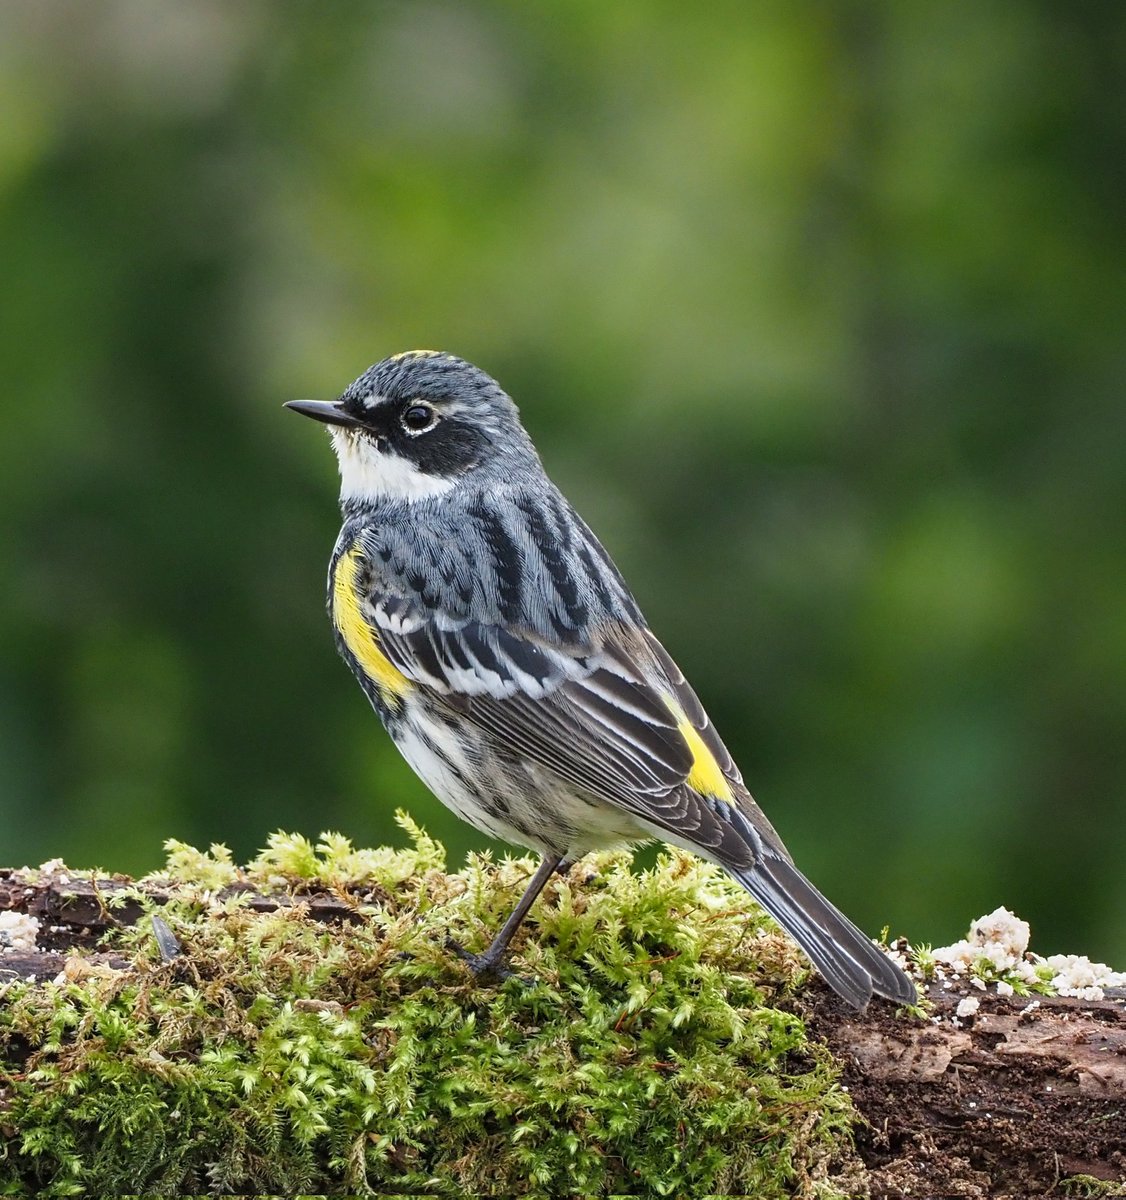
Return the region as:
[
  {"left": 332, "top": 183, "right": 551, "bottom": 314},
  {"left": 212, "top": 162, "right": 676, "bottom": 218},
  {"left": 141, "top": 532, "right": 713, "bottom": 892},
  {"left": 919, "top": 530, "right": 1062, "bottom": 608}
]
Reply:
[{"left": 330, "top": 428, "right": 456, "bottom": 505}]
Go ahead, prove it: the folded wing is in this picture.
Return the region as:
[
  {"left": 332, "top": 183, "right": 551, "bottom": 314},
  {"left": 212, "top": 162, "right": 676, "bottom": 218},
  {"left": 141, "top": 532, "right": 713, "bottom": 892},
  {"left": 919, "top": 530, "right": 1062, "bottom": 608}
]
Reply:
[{"left": 367, "top": 588, "right": 764, "bottom": 868}]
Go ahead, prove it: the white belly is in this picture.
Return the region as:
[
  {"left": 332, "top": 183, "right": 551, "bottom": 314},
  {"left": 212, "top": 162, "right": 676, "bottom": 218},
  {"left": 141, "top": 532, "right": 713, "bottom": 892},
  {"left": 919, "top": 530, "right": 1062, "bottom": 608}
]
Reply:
[{"left": 390, "top": 709, "right": 644, "bottom": 856}]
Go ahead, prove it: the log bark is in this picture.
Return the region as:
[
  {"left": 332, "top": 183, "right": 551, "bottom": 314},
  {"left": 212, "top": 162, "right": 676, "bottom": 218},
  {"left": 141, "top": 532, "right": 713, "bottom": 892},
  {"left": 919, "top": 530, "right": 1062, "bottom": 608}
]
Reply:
[
  {"left": 3, "top": 869, "right": 1125, "bottom": 1197},
  {"left": 810, "top": 984, "right": 1126, "bottom": 1196}
]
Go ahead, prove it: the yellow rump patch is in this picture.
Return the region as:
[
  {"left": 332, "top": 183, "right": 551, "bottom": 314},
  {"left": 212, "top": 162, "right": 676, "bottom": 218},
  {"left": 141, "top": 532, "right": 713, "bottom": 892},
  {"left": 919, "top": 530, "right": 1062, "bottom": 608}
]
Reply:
[
  {"left": 663, "top": 694, "right": 734, "bottom": 802},
  {"left": 332, "top": 547, "right": 413, "bottom": 706}
]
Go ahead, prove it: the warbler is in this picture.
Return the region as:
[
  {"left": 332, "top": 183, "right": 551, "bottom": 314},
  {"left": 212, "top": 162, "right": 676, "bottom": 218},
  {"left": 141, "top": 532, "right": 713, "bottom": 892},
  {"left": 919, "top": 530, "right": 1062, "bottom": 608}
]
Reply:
[{"left": 286, "top": 351, "right": 915, "bottom": 1009}]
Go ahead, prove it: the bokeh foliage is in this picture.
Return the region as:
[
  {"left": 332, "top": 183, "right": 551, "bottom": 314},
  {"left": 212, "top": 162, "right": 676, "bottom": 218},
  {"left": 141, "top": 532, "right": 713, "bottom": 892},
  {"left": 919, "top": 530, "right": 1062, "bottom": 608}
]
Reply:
[{"left": 0, "top": 4, "right": 1123, "bottom": 960}]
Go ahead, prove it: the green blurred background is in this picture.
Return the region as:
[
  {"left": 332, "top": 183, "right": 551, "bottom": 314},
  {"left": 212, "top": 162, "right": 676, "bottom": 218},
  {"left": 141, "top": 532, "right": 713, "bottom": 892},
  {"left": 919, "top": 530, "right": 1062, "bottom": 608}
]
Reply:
[{"left": 1, "top": 3, "right": 1123, "bottom": 962}]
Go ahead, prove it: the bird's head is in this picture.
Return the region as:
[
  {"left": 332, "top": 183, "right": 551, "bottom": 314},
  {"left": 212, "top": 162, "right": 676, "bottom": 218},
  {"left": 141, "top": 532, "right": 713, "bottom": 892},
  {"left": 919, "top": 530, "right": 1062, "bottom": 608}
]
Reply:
[{"left": 286, "top": 350, "right": 536, "bottom": 508}]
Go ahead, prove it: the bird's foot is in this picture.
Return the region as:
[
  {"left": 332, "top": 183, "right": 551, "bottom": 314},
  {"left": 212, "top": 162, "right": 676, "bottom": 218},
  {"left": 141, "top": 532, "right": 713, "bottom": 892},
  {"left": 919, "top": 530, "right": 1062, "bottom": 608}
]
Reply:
[{"left": 446, "top": 936, "right": 523, "bottom": 983}]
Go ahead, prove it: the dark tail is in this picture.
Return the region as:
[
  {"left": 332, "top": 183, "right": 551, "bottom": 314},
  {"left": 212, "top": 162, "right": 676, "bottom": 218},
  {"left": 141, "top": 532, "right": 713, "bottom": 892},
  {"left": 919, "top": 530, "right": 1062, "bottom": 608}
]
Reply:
[{"left": 731, "top": 854, "right": 917, "bottom": 1010}]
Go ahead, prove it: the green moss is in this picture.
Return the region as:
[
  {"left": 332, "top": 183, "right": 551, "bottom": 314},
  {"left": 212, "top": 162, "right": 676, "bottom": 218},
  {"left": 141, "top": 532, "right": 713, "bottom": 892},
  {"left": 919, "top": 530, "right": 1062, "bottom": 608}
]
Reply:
[
  {"left": 0, "top": 817, "right": 862, "bottom": 1196},
  {"left": 1059, "top": 1176, "right": 1126, "bottom": 1198}
]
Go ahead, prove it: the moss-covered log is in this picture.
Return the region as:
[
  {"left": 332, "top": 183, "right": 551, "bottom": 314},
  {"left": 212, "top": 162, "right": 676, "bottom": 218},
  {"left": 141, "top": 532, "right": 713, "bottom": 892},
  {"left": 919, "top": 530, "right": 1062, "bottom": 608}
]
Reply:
[{"left": 1, "top": 820, "right": 1124, "bottom": 1197}]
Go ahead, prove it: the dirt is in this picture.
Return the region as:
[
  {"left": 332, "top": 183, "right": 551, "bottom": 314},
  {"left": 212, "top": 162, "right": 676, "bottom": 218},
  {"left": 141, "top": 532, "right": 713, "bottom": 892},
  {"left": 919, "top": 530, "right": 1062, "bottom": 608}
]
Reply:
[{"left": 808, "top": 984, "right": 1126, "bottom": 1197}]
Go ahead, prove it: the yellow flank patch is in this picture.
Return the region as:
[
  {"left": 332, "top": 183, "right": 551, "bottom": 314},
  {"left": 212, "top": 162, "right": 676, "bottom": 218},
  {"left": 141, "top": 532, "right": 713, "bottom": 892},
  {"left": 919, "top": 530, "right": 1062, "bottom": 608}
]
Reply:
[
  {"left": 663, "top": 694, "right": 734, "bottom": 801},
  {"left": 332, "top": 547, "right": 413, "bottom": 705}
]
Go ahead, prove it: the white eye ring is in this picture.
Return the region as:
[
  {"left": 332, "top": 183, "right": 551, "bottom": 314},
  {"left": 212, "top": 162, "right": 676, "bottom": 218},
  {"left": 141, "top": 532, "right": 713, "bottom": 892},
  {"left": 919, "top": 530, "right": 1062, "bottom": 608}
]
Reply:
[{"left": 401, "top": 401, "right": 438, "bottom": 435}]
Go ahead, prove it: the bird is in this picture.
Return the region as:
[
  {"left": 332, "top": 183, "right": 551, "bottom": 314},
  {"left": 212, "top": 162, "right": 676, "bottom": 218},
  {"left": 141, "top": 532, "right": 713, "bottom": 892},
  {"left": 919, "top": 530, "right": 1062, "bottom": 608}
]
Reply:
[{"left": 286, "top": 350, "right": 916, "bottom": 1010}]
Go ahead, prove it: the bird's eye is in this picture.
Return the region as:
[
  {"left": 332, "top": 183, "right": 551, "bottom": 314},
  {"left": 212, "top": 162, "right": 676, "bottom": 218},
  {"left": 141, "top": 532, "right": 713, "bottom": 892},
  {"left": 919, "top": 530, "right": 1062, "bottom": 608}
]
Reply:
[{"left": 401, "top": 402, "right": 437, "bottom": 434}]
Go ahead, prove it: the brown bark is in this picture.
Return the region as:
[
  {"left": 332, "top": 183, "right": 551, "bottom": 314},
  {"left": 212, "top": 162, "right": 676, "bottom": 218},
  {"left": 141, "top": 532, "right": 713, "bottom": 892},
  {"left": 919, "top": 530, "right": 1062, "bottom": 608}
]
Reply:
[{"left": 810, "top": 981, "right": 1126, "bottom": 1196}]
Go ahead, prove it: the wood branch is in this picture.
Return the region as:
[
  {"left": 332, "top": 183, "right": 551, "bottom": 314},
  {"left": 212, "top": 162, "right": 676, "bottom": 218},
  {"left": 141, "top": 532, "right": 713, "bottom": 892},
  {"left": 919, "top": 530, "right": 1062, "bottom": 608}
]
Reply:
[{"left": 3, "top": 867, "right": 1124, "bottom": 1197}]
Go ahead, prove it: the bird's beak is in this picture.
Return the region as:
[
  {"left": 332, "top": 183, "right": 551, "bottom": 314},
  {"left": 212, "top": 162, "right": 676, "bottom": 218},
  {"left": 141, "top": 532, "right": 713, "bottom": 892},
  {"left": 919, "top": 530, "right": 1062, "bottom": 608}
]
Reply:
[{"left": 284, "top": 399, "right": 364, "bottom": 428}]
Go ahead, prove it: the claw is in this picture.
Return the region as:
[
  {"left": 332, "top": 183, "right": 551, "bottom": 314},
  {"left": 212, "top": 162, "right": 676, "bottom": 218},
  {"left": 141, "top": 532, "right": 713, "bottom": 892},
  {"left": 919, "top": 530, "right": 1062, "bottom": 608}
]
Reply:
[
  {"left": 446, "top": 936, "right": 522, "bottom": 983},
  {"left": 442, "top": 854, "right": 562, "bottom": 987}
]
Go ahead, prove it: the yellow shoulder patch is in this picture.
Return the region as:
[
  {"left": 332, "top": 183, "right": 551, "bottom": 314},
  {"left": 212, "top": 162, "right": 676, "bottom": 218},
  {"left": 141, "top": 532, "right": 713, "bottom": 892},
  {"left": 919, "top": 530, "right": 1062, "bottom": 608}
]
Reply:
[
  {"left": 332, "top": 546, "right": 414, "bottom": 707},
  {"left": 663, "top": 694, "right": 734, "bottom": 802}
]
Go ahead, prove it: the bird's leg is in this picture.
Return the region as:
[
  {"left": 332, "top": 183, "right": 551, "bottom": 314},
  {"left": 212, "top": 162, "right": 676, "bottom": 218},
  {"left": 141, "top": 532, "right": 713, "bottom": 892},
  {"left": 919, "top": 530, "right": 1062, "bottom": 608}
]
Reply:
[{"left": 451, "top": 853, "right": 563, "bottom": 980}]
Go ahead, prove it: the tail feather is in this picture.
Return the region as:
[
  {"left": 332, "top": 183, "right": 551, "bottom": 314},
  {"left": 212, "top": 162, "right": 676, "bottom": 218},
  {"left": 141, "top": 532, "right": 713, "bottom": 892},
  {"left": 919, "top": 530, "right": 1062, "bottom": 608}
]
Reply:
[{"left": 733, "top": 854, "right": 917, "bottom": 1010}]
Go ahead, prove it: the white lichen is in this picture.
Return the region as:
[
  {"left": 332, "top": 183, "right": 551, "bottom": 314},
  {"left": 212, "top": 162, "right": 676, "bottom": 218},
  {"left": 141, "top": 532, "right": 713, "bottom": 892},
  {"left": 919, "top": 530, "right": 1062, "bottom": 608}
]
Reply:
[
  {"left": 933, "top": 906, "right": 1030, "bottom": 974},
  {"left": 955, "top": 995, "right": 980, "bottom": 1020},
  {"left": 928, "top": 906, "right": 1125, "bottom": 1003},
  {"left": 0, "top": 911, "right": 40, "bottom": 952},
  {"left": 1041, "top": 954, "right": 1126, "bottom": 1002}
]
